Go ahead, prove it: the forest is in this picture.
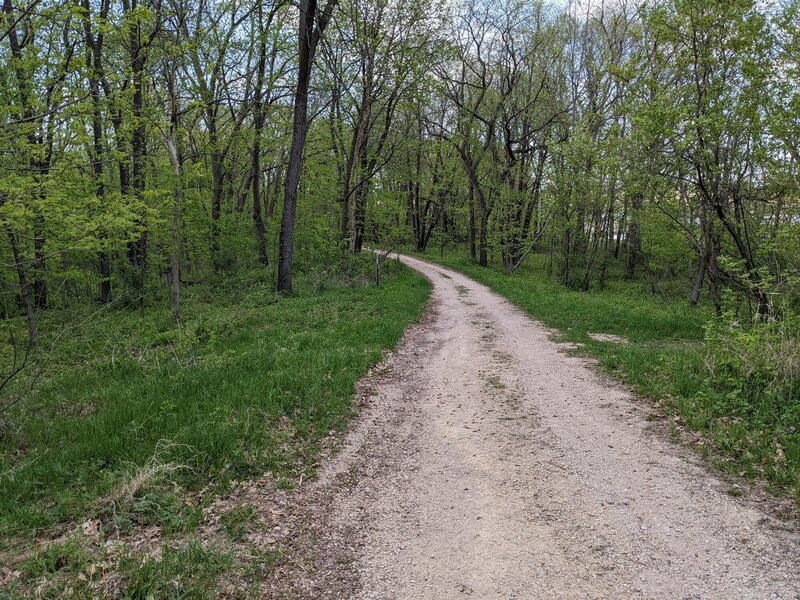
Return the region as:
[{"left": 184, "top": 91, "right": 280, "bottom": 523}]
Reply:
[{"left": 1, "top": 0, "right": 799, "bottom": 596}]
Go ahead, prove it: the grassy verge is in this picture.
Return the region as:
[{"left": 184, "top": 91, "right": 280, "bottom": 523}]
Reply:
[
  {"left": 411, "top": 249, "right": 799, "bottom": 503},
  {"left": 0, "top": 255, "right": 430, "bottom": 597}
]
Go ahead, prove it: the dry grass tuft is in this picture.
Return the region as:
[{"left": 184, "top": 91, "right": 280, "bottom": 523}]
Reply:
[{"left": 102, "top": 440, "right": 190, "bottom": 511}]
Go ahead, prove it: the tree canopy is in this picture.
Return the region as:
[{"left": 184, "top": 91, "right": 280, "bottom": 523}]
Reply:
[{"left": 0, "top": 0, "right": 797, "bottom": 339}]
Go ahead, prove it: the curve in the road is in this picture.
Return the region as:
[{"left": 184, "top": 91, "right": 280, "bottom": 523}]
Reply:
[{"left": 270, "top": 254, "right": 800, "bottom": 600}]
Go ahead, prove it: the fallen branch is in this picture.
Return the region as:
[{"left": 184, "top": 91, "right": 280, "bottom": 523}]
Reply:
[{"left": 509, "top": 224, "right": 549, "bottom": 273}]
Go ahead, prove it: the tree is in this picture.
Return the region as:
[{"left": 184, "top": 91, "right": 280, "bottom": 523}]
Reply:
[
  {"left": 637, "top": 0, "right": 777, "bottom": 317},
  {"left": 277, "top": 0, "right": 337, "bottom": 293}
]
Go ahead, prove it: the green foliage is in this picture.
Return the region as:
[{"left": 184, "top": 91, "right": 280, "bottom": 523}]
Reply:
[
  {"left": 703, "top": 315, "right": 800, "bottom": 489},
  {"left": 21, "top": 539, "right": 91, "bottom": 579},
  {"left": 0, "top": 3, "right": 797, "bottom": 594}
]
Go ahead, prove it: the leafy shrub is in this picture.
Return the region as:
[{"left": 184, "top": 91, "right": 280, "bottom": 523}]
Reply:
[
  {"left": 704, "top": 314, "right": 800, "bottom": 406},
  {"left": 703, "top": 312, "right": 800, "bottom": 491},
  {"left": 304, "top": 251, "right": 387, "bottom": 291}
]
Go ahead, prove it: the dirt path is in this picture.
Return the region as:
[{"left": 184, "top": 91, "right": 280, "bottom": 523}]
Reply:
[{"left": 264, "top": 255, "right": 800, "bottom": 599}]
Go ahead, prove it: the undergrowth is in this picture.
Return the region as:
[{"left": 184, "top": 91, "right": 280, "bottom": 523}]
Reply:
[{"left": 0, "top": 253, "right": 430, "bottom": 596}]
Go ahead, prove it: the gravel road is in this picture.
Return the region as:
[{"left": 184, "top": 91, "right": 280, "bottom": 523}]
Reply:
[{"left": 264, "top": 254, "right": 800, "bottom": 599}]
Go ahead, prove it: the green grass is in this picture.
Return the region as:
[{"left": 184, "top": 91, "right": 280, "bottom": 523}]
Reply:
[
  {"left": 0, "top": 255, "right": 430, "bottom": 542},
  {"left": 118, "top": 541, "right": 233, "bottom": 599},
  {"left": 221, "top": 504, "right": 257, "bottom": 542},
  {"left": 20, "top": 539, "right": 91, "bottom": 580},
  {"left": 412, "top": 248, "right": 799, "bottom": 502}
]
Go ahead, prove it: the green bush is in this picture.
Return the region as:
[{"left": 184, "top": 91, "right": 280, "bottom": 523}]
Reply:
[{"left": 704, "top": 314, "right": 800, "bottom": 488}]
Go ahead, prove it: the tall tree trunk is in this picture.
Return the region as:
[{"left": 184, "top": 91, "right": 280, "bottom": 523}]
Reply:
[
  {"left": 519, "top": 147, "right": 547, "bottom": 260},
  {"left": 468, "top": 185, "right": 476, "bottom": 261},
  {"left": 341, "top": 114, "right": 360, "bottom": 241},
  {"left": 83, "top": 0, "right": 113, "bottom": 303},
  {"left": 561, "top": 227, "right": 572, "bottom": 286},
  {"left": 713, "top": 201, "right": 770, "bottom": 318},
  {"left": 126, "top": 0, "right": 147, "bottom": 307},
  {"left": 164, "top": 68, "right": 183, "bottom": 322},
  {"left": 614, "top": 196, "right": 627, "bottom": 259},
  {"left": 625, "top": 191, "right": 643, "bottom": 280},
  {"left": 252, "top": 3, "right": 269, "bottom": 265},
  {"left": 479, "top": 214, "right": 489, "bottom": 267},
  {"left": 690, "top": 251, "right": 707, "bottom": 306},
  {"left": 209, "top": 121, "right": 223, "bottom": 264},
  {"left": 6, "top": 228, "right": 37, "bottom": 345},
  {"left": 4, "top": 0, "right": 48, "bottom": 308},
  {"left": 347, "top": 96, "right": 373, "bottom": 254},
  {"left": 32, "top": 217, "right": 46, "bottom": 308},
  {"left": 268, "top": 154, "right": 283, "bottom": 218},
  {"left": 351, "top": 183, "right": 368, "bottom": 253},
  {"left": 278, "top": 0, "right": 337, "bottom": 292}
]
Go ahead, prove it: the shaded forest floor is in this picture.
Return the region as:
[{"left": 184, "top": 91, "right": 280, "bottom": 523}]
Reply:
[
  {"left": 410, "top": 248, "right": 800, "bottom": 507},
  {"left": 0, "top": 256, "right": 430, "bottom": 598}
]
